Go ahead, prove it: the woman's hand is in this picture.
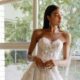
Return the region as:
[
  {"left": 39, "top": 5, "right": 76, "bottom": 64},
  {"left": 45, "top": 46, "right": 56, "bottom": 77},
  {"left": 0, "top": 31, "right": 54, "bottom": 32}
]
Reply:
[
  {"left": 44, "top": 60, "right": 56, "bottom": 69},
  {"left": 33, "top": 56, "right": 44, "bottom": 68}
]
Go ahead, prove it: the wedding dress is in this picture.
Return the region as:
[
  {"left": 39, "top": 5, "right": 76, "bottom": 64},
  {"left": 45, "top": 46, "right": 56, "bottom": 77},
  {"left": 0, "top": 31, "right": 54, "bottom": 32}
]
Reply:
[{"left": 21, "top": 37, "right": 63, "bottom": 80}]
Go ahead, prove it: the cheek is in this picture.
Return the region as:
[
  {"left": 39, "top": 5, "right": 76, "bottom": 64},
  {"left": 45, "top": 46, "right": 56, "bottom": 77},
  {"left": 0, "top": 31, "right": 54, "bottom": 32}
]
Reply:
[
  {"left": 51, "top": 17, "right": 58, "bottom": 23},
  {"left": 53, "top": 16, "right": 61, "bottom": 23},
  {"left": 49, "top": 16, "right": 61, "bottom": 24},
  {"left": 50, "top": 17, "right": 56, "bottom": 23}
]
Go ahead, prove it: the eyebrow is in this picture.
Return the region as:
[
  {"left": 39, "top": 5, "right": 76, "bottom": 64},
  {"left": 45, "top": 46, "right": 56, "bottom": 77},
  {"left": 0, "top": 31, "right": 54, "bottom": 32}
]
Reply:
[
  {"left": 52, "top": 10, "right": 59, "bottom": 13},
  {"left": 53, "top": 12, "right": 59, "bottom": 15}
]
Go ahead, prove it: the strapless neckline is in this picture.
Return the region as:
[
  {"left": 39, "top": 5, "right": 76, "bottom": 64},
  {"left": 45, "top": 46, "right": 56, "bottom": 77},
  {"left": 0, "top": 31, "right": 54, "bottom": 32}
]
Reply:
[
  {"left": 38, "top": 37, "right": 63, "bottom": 45},
  {"left": 37, "top": 36, "right": 63, "bottom": 62}
]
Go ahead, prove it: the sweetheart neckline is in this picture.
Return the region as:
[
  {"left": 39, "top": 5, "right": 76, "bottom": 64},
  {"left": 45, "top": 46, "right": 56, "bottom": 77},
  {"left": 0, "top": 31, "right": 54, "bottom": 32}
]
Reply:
[{"left": 38, "top": 37, "right": 63, "bottom": 44}]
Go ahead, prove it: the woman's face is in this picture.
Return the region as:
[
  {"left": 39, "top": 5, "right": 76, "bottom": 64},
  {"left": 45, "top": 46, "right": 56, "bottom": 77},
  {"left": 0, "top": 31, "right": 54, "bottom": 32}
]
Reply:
[{"left": 47, "top": 9, "right": 61, "bottom": 26}]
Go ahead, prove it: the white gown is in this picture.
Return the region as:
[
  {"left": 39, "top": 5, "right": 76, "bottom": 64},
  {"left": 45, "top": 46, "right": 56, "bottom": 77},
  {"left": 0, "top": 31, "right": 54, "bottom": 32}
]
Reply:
[{"left": 21, "top": 37, "right": 63, "bottom": 80}]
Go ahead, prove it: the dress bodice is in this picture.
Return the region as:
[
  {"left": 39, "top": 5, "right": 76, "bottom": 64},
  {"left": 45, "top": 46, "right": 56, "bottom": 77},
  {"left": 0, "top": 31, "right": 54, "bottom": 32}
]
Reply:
[
  {"left": 22, "top": 36, "right": 64, "bottom": 80},
  {"left": 37, "top": 37, "right": 63, "bottom": 62}
]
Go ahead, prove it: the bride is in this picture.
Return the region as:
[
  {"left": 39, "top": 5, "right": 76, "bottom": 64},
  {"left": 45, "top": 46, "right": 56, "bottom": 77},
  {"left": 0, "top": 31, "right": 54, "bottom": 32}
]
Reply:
[{"left": 21, "top": 4, "right": 71, "bottom": 80}]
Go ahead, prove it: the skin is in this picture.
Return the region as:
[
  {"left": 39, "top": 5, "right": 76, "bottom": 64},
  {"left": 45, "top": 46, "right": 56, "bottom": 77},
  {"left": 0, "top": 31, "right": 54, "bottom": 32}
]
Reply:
[{"left": 28, "top": 8, "right": 71, "bottom": 69}]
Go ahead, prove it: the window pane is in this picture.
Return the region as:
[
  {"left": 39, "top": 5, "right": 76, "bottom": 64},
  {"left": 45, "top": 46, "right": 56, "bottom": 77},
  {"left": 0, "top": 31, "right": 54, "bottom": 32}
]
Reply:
[
  {"left": 4, "top": 0, "right": 33, "bottom": 42},
  {"left": 5, "top": 49, "right": 30, "bottom": 80}
]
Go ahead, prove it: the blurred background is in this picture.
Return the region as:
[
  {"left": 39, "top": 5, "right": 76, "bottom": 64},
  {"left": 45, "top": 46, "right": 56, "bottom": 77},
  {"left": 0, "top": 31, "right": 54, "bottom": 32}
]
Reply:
[{"left": 0, "top": 0, "right": 80, "bottom": 80}]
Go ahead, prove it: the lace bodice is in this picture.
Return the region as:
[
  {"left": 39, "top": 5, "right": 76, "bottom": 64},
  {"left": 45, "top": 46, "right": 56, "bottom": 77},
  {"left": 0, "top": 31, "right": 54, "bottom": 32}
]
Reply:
[{"left": 36, "top": 37, "right": 63, "bottom": 62}]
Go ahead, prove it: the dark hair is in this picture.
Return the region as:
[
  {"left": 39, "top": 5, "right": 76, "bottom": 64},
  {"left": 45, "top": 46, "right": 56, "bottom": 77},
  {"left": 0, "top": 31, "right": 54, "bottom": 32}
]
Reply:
[{"left": 43, "top": 4, "right": 61, "bottom": 31}]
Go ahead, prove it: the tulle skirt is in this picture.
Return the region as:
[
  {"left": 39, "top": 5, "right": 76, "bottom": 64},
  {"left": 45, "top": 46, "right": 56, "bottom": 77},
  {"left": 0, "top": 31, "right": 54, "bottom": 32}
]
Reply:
[{"left": 21, "top": 62, "right": 63, "bottom": 80}]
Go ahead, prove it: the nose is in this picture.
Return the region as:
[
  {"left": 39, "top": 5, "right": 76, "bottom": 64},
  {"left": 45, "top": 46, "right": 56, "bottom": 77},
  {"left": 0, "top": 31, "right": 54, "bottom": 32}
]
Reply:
[
  {"left": 59, "top": 14, "right": 61, "bottom": 20},
  {"left": 58, "top": 15, "right": 61, "bottom": 23}
]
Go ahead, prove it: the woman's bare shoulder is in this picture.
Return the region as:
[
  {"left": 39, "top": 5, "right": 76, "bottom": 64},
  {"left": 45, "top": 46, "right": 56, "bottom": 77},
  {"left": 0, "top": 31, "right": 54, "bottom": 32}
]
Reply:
[
  {"left": 62, "top": 31, "right": 71, "bottom": 37},
  {"left": 32, "top": 28, "right": 43, "bottom": 37},
  {"left": 61, "top": 30, "right": 71, "bottom": 42}
]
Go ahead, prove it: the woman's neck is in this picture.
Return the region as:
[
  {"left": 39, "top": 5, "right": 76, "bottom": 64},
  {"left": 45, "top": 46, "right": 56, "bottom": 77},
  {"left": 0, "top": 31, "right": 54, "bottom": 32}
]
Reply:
[{"left": 49, "top": 25, "right": 59, "bottom": 33}]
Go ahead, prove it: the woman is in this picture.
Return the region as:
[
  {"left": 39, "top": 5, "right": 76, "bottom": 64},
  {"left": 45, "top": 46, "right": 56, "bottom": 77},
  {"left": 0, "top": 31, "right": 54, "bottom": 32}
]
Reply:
[{"left": 21, "top": 4, "right": 71, "bottom": 80}]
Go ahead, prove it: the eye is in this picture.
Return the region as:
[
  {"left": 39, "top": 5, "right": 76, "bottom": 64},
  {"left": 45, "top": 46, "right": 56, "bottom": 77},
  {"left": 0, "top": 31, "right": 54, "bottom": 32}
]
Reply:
[{"left": 55, "top": 13, "right": 59, "bottom": 16}]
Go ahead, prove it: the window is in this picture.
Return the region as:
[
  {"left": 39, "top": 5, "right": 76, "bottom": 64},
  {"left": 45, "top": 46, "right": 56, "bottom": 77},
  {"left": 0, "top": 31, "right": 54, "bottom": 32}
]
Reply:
[{"left": 0, "top": 0, "right": 80, "bottom": 80}]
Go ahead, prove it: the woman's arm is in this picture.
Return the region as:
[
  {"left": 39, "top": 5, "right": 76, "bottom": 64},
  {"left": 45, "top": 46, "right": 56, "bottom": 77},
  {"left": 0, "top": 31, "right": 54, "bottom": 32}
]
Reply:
[
  {"left": 27, "top": 29, "right": 45, "bottom": 68},
  {"left": 27, "top": 29, "right": 38, "bottom": 61},
  {"left": 28, "top": 30, "right": 38, "bottom": 55},
  {"left": 55, "top": 32, "right": 71, "bottom": 67}
]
